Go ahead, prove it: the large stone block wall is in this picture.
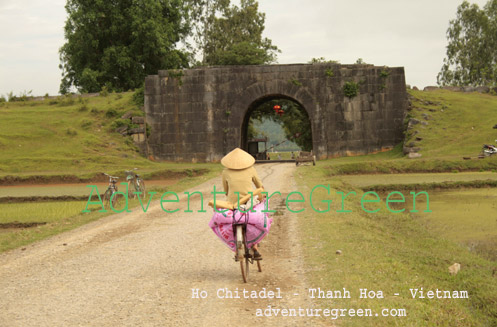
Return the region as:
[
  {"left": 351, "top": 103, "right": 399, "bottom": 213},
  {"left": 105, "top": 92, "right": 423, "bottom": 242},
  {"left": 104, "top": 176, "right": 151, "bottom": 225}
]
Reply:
[{"left": 144, "top": 63, "right": 407, "bottom": 162}]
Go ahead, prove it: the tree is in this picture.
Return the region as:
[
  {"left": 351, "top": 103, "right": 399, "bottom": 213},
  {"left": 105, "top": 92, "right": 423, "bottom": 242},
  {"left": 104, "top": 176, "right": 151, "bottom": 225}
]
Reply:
[
  {"left": 59, "top": 0, "right": 190, "bottom": 94},
  {"left": 279, "top": 102, "right": 312, "bottom": 151},
  {"left": 438, "top": 0, "right": 497, "bottom": 86},
  {"left": 188, "top": 0, "right": 280, "bottom": 66}
]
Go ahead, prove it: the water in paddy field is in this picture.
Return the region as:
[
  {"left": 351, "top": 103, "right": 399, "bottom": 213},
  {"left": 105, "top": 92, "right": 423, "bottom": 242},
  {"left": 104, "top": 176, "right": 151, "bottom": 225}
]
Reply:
[{"left": 404, "top": 188, "right": 497, "bottom": 261}]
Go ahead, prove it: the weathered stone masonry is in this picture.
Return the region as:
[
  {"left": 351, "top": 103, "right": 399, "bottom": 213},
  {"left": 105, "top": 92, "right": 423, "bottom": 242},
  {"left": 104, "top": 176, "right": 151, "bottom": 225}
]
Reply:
[{"left": 144, "top": 63, "right": 407, "bottom": 162}]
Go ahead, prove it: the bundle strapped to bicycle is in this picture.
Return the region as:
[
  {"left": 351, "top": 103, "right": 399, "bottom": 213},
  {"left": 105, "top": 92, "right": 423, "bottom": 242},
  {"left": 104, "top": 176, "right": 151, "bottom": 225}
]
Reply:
[{"left": 208, "top": 188, "right": 267, "bottom": 282}]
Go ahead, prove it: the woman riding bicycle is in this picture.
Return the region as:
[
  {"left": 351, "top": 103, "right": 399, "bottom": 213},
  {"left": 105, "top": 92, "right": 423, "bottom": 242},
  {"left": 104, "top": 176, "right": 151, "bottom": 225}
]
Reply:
[{"left": 209, "top": 148, "right": 271, "bottom": 260}]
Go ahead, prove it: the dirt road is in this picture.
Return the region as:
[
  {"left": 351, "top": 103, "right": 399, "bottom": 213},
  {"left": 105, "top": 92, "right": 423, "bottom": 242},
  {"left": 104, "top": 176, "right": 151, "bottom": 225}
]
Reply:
[{"left": 0, "top": 163, "right": 328, "bottom": 326}]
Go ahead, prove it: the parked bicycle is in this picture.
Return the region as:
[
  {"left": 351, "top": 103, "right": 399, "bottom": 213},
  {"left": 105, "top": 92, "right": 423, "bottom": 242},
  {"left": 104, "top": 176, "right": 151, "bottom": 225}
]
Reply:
[
  {"left": 103, "top": 173, "right": 121, "bottom": 210},
  {"left": 125, "top": 168, "right": 146, "bottom": 199}
]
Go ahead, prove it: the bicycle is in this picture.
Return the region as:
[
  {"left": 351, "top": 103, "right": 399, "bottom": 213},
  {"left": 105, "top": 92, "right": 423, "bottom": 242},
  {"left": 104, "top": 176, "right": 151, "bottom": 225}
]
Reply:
[
  {"left": 103, "top": 173, "right": 121, "bottom": 210},
  {"left": 209, "top": 188, "right": 265, "bottom": 283},
  {"left": 125, "top": 168, "right": 146, "bottom": 199}
]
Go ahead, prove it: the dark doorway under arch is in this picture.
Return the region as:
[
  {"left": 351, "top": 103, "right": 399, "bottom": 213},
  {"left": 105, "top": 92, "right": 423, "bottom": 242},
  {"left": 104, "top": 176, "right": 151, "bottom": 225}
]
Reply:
[{"left": 241, "top": 95, "right": 313, "bottom": 158}]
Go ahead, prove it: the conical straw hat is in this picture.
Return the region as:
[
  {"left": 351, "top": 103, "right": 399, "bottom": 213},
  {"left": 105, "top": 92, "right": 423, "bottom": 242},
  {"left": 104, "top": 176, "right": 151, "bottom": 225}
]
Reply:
[{"left": 221, "top": 148, "right": 255, "bottom": 170}]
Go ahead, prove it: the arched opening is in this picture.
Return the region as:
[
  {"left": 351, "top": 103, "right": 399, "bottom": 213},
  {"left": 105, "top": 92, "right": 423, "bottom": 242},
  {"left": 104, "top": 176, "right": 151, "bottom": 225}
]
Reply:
[{"left": 241, "top": 95, "right": 313, "bottom": 160}]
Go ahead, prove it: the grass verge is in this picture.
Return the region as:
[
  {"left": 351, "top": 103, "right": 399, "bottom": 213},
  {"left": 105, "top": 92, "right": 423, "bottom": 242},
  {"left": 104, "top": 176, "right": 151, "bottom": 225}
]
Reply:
[
  {"left": 324, "top": 156, "right": 497, "bottom": 175},
  {"left": 295, "top": 165, "right": 497, "bottom": 326}
]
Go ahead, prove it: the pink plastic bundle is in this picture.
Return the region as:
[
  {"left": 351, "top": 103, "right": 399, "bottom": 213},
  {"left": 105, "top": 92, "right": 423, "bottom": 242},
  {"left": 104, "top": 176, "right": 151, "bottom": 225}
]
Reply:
[{"left": 208, "top": 201, "right": 272, "bottom": 252}]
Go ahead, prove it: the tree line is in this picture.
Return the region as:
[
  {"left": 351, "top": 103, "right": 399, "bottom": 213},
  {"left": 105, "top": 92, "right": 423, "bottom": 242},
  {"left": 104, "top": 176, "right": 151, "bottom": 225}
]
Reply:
[{"left": 59, "top": 0, "right": 279, "bottom": 94}]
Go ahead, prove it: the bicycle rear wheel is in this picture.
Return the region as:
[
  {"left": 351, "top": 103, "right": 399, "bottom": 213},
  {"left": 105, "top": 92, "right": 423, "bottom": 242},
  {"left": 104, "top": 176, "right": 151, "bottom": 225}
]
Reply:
[
  {"left": 103, "top": 189, "right": 112, "bottom": 210},
  {"left": 127, "top": 181, "right": 134, "bottom": 198},
  {"left": 244, "top": 245, "right": 250, "bottom": 281},
  {"left": 236, "top": 225, "right": 248, "bottom": 283},
  {"left": 137, "top": 179, "right": 146, "bottom": 199},
  {"left": 111, "top": 191, "right": 121, "bottom": 208}
]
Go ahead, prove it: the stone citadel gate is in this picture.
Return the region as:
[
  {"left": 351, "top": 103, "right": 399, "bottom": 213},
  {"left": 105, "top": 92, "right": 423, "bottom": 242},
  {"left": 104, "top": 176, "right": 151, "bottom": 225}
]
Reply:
[{"left": 144, "top": 63, "right": 407, "bottom": 162}]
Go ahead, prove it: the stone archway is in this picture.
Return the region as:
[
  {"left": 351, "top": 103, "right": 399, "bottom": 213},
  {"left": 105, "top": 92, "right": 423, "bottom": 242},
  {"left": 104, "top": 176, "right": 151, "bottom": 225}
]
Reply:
[{"left": 144, "top": 63, "right": 407, "bottom": 162}]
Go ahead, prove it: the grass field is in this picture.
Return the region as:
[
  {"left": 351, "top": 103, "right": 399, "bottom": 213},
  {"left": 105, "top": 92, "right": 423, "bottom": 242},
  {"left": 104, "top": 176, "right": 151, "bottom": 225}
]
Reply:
[
  {"left": 295, "top": 166, "right": 497, "bottom": 326},
  {"left": 340, "top": 171, "right": 497, "bottom": 187},
  {"left": 0, "top": 179, "right": 180, "bottom": 198},
  {"left": 0, "top": 93, "right": 222, "bottom": 176},
  {"left": 0, "top": 92, "right": 143, "bottom": 173},
  {"left": 0, "top": 166, "right": 221, "bottom": 253},
  {"left": 410, "top": 188, "right": 497, "bottom": 261}
]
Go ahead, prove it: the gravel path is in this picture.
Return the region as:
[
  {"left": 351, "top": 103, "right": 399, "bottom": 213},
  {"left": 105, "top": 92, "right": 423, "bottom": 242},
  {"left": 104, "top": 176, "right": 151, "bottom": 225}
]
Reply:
[{"left": 0, "top": 163, "right": 328, "bottom": 326}]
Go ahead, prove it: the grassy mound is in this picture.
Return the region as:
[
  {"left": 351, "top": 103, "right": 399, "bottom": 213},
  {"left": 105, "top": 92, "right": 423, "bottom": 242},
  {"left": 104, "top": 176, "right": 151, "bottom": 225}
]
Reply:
[
  {"left": 0, "top": 93, "right": 220, "bottom": 177},
  {"left": 0, "top": 92, "right": 146, "bottom": 173},
  {"left": 406, "top": 89, "right": 497, "bottom": 158}
]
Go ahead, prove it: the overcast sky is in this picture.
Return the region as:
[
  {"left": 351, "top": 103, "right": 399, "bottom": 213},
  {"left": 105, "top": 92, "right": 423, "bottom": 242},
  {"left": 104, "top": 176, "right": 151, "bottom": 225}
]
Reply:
[{"left": 0, "top": 0, "right": 489, "bottom": 97}]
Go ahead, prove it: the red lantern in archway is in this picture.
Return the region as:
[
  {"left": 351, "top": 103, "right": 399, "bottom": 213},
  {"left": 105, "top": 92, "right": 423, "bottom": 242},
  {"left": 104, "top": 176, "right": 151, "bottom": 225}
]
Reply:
[{"left": 273, "top": 105, "right": 284, "bottom": 116}]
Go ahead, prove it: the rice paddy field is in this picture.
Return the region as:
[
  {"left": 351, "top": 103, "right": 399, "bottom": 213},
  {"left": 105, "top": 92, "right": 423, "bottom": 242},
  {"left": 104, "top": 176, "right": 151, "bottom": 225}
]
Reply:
[
  {"left": 341, "top": 171, "right": 497, "bottom": 187},
  {"left": 0, "top": 179, "right": 178, "bottom": 198}
]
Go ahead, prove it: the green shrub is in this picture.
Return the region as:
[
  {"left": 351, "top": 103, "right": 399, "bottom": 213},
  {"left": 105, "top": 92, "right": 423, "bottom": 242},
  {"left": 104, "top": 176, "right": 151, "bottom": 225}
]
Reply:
[
  {"left": 289, "top": 78, "right": 302, "bottom": 87},
  {"left": 80, "top": 119, "right": 92, "bottom": 129},
  {"left": 65, "top": 128, "right": 78, "bottom": 136},
  {"left": 105, "top": 108, "right": 118, "bottom": 118},
  {"left": 343, "top": 81, "right": 359, "bottom": 98},
  {"left": 132, "top": 86, "right": 144, "bottom": 106},
  {"left": 168, "top": 69, "right": 184, "bottom": 86},
  {"left": 146, "top": 123, "right": 151, "bottom": 137},
  {"left": 100, "top": 85, "right": 109, "bottom": 97},
  {"left": 58, "top": 94, "right": 75, "bottom": 106},
  {"left": 124, "top": 137, "right": 135, "bottom": 147},
  {"left": 78, "top": 104, "right": 88, "bottom": 112}
]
